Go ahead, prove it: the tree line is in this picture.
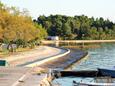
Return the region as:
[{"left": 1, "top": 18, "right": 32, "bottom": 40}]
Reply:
[
  {"left": 0, "top": 2, "right": 47, "bottom": 52},
  {"left": 34, "top": 15, "right": 115, "bottom": 40}
]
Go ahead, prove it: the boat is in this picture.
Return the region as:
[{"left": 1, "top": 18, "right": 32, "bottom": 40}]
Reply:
[
  {"left": 73, "top": 68, "right": 115, "bottom": 86},
  {"left": 98, "top": 68, "right": 115, "bottom": 78},
  {"left": 73, "top": 80, "right": 115, "bottom": 86},
  {"left": 52, "top": 68, "right": 115, "bottom": 78},
  {"left": 52, "top": 68, "right": 115, "bottom": 86},
  {"left": 73, "top": 76, "right": 115, "bottom": 86}
]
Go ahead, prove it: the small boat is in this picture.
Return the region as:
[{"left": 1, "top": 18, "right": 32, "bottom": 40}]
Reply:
[
  {"left": 98, "top": 68, "right": 115, "bottom": 78},
  {"left": 73, "top": 68, "right": 115, "bottom": 86},
  {"left": 73, "top": 80, "right": 115, "bottom": 86},
  {"left": 52, "top": 68, "right": 115, "bottom": 78}
]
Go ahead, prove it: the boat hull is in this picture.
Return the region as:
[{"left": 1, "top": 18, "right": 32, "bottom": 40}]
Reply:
[{"left": 98, "top": 68, "right": 115, "bottom": 78}]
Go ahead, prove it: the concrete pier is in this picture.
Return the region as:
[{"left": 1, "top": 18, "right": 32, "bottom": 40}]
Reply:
[{"left": 0, "top": 67, "right": 50, "bottom": 86}]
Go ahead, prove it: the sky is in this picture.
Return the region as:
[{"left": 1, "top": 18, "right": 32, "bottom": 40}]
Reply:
[{"left": 1, "top": 0, "right": 115, "bottom": 22}]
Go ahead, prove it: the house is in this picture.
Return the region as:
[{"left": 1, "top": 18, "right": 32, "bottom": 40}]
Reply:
[{"left": 47, "top": 36, "right": 59, "bottom": 40}]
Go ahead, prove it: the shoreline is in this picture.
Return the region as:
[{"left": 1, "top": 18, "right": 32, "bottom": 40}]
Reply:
[{"left": 42, "top": 40, "right": 115, "bottom": 44}]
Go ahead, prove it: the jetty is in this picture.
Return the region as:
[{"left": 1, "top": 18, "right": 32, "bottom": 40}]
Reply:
[{"left": 34, "top": 49, "right": 88, "bottom": 70}]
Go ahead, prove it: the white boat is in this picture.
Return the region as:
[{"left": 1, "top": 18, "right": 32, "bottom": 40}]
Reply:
[
  {"left": 73, "top": 80, "right": 115, "bottom": 86},
  {"left": 73, "top": 76, "right": 115, "bottom": 86}
]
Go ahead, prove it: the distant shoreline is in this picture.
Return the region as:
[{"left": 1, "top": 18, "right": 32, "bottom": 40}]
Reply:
[{"left": 41, "top": 40, "right": 115, "bottom": 44}]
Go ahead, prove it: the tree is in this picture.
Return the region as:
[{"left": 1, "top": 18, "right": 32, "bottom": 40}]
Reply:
[
  {"left": 0, "top": 2, "right": 43, "bottom": 52},
  {"left": 0, "top": 25, "right": 3, "bottom": 42},
  {"left": 88, "top": 27, "right": 99, "bottom": 39},
  {"left": 34, "top": 23, "right": 47, "bottom": 40},
  {"left": 35, "top": 14, "right": 115, "bottom": 40},
  {"left": 62, "top": 23, "right": 72, "bottom": 39}
]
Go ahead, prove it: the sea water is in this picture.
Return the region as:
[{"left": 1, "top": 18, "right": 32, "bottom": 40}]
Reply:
[{"left": 53, "top": 43, "right": 115, "bottom": 86}]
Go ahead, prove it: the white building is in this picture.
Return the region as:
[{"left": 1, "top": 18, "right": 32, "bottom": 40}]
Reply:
[{"left": 47, "top": 36, "right": 59, "bottom": 40}]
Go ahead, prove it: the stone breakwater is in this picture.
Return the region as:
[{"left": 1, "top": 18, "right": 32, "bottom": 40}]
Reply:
[
  {"left": 26, "top": 48, "right": 88, "bottom": 70},
  {"left": 40, "top": 49, "right": 88, "bottom": 70}
]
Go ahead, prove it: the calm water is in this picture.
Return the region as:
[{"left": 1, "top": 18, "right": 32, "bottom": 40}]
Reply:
[
  {"left": 72, "top": 43, "right": 115, "bottom": 70},
  {"left": 53, "top": 43, "right": 115, "bottom": 86}
]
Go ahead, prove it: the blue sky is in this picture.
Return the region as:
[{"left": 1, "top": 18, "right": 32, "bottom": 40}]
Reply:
[{"left": 1, "top": 0, "right": 115, "bottom": 22}]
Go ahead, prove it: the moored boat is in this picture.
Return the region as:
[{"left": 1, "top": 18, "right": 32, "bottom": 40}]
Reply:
[
  {"left": 98, "top": 68, "right": 115, "bottom": 78},
  {"left": 73, "top": 80, "right": 115, "bottom": 86}
]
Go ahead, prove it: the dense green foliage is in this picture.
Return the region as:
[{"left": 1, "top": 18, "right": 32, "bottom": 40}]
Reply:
[
  {"left": 34, "top": 15, "right": 115, "bottom": 40},
  {"left": 0, "top": 2, "right": 47, "bottom": 52}
]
